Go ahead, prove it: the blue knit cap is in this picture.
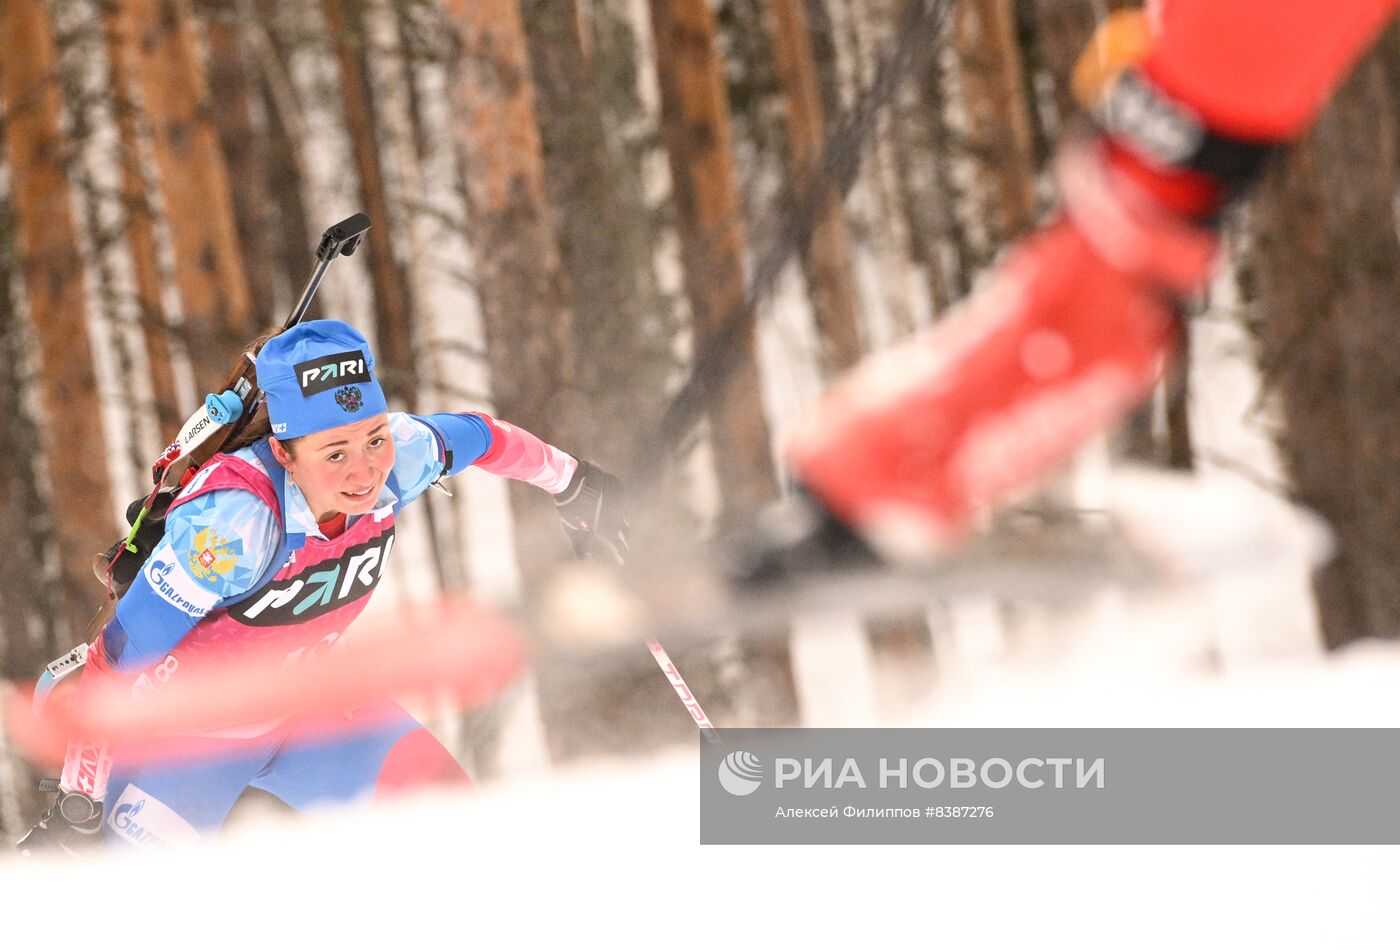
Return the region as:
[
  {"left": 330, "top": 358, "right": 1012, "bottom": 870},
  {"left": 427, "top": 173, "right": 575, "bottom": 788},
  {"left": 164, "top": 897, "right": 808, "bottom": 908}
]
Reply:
[{"left": 256, "top": 319, "right": 388, "bottom": 439}]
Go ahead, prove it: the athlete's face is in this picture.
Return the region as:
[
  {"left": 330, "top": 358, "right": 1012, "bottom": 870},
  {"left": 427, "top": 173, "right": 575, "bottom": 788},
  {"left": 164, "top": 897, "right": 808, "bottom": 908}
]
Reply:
[{"left": 271, "top": 414, "right": 395, "bottom": 522}]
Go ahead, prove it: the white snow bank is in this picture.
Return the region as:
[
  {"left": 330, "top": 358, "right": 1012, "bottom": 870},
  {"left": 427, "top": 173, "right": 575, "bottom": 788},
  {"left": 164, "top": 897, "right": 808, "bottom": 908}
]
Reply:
[{"left": 5, "top": 639, "right": 1400, "bottom": 948}]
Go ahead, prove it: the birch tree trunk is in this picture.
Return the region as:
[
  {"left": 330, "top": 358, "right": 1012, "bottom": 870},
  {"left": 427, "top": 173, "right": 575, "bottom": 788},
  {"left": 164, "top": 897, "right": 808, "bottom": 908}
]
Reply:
[
  {"left": 520, "top": 0, "right": 666, "bottom": 470},
  {"left": 445, "top": 0, "right": 579, "bottom": 552},
  {"left": 59, "top": 3, "right": 148, "bottom": 493},
  {"left": 888, "top": 18, "right": 967, "bottom": 314},
  {"left": 0, "top": 0, "right": 118, "bottom": 640},
  {"left": 373, "top": 0, "right": 469, "bottom": 596},
  {"left": 201, "top": 2, "right": 278, "bottom": 331},
  {"left": 102, "top": 2, "right": 183, "bottom": 436},
  {"left": 120, "top": 0, "right": 254, "bottom": 384},
  {"left": 251, "top": 0, "right": 319, "bottom": 319},
  {"left": 825, "top": 0, "right": 922, "bottom": 341},
  {"left": 954, "top": 0, "right": 1038, "bottom": 247},
  {"left": 323, "top": 0, "right": 418, "bottom": 406},
  {"left": 0, "top": 181, "right": 52, "bottom": 833},
  {"left": 769, "top": 0, "right": 864, "bottom": 376},
  {"left": 0, "top": 190, "right": 61, "bottom": 678}
]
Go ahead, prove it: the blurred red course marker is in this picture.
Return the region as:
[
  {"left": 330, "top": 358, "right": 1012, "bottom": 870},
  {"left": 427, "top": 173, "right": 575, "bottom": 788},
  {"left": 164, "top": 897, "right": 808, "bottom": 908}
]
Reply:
[{"left": 4, "top": 595, "right": 527, "bottom": 766}]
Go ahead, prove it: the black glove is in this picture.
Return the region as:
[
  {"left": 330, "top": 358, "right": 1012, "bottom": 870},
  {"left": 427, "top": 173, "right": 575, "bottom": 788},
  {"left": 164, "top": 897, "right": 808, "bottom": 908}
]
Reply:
[
  {"left": 16, "top": 783, "right": 102, "bottom": 857},
  {"left": 554, "top": 461, "right": 629, "bottom": 564}
]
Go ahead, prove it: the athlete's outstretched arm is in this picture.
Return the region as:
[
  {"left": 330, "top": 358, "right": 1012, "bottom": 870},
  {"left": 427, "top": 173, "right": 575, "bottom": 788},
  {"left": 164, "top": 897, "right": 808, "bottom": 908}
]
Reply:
[
  {"left": 400, "top": 412, "right": 627, "bottom": 561},
  {"left": 399, "top": 411, "right": 576, "bottom": 495}
]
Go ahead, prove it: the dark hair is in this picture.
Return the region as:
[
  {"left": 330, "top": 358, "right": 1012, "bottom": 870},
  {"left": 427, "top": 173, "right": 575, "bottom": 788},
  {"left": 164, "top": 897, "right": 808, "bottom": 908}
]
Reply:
[{"left": 222, "top": 327, "right": 303, "bottom": 457}]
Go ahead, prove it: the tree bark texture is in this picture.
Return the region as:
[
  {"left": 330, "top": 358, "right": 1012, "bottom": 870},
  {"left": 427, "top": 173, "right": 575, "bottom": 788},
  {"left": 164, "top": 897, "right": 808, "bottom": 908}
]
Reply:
[
  {"left": 1305, "top": 51, "right": 1400, "bottom": 643},
  {"left": 0, "top": 187, "right": 51, "bottom": 832},
  {"left": 323, "top": 0, "right": 418, "bottom": 407},
  {"left": 201, "top": 3, "right": 279, "bottom": 333},
  {"left": 954, "top": 0, "right": 1038, "bottom": 247},
  {"left": 252, "top": 0, "right": 320, "bottom": 321},
  {"left": 101, "top": 0, "right": 183, "bottom": 436},
  {"left": 649, "top": 0, "right": 779, "bottom": 524},
  {"left": 890, "top": 22, "right": 968, "bottom": 314},
  {"left": 446, "top": 0, "right": 583, "bottom": 595},
  {"left": 120, "top": 0, "right": 254, "bottom": 386},
  {"left": 0, "top": 193, "right": 62, "bottom": 678},
  {"left": 0, "top": 0, "right": 118, "bottom": 640},
  {"left": 1244, "top": 44, "right": 1400, "bottom": 646},
  {"left": 520, "top": 0, "right": 670, "bottom": 471},
  {"left": 446, "top": 0, "right": 575, "bottom": 438},
  {"left": 769, "top": 0, "right": 864, "bottom": 377},
  {"left": 58, "top": 12, "right": 149, "bottom": 489},
  {"left": 1246, "top": 150, "right": 1368, "bottom": 649},
  {"left": 822, "top": 0, "right": 923, "bottom": 340}
]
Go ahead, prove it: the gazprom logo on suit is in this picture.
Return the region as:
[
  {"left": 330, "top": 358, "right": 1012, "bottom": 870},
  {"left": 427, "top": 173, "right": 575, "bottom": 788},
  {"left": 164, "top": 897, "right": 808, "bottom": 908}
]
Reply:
[
  {"left": 107, "top": 784, "right": 199, "bottom": 849},
  {"left": 145, "top": 557, "right": 219, "bottom": 618}
]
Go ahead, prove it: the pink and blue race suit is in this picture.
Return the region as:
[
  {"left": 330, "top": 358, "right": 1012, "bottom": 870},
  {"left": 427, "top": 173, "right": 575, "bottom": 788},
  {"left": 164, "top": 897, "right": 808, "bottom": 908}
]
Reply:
[{"left": 87, "top": 411, "right": 575, "bottom": 849}]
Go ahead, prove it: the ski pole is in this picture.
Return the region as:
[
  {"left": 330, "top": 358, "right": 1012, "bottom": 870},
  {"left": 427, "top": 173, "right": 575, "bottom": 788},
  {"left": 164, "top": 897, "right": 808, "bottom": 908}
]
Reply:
[
  {"left": 564, "top": 539, "right": 724, "bottom": 747},
  {"left": 645, "top": 637, "right": 724, "bottom": 749},
  {"left": 555, "top": 445, "right": 725, "bottom": 747}
]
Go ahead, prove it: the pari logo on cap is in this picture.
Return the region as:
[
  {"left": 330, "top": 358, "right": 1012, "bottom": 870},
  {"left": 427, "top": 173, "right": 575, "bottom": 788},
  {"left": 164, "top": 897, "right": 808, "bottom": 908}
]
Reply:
[
  {"left": 256, "top": 319, "right": 388, "bottom": 439},
  {"left": 295, "top": 350, "right": 371, "bottom": 397}
]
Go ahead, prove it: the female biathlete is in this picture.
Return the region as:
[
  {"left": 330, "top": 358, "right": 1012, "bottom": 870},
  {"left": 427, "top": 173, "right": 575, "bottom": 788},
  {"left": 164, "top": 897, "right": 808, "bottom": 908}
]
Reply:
[{"left": 18, "top": 318, "right": 625, "bottom": 853}]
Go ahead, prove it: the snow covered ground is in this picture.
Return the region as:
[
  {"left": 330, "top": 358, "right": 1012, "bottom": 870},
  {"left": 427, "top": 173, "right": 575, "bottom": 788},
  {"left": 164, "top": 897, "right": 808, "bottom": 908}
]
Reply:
[
  {"left": 5, "top": 635, "right": 1400, "bottom": 947},
  {"left": 1, "top": 458, "right": 1392, "bottom": 945}
]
